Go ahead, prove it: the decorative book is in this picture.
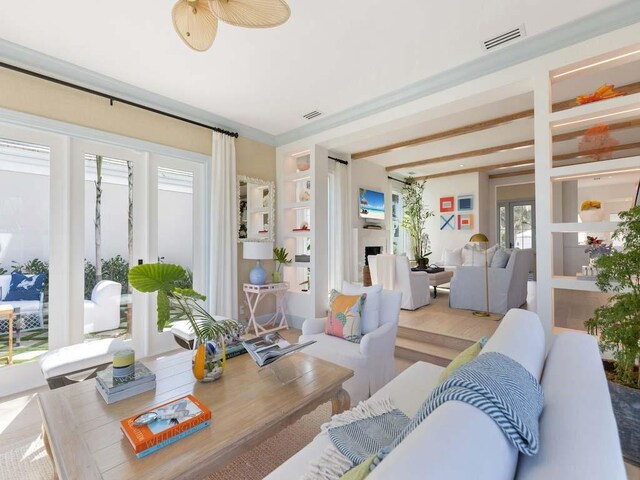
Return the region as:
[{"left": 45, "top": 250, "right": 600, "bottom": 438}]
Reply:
[
  {"left": 121, "top": 394, "right": 211, "bottom": 458},
  {"left": 97, "top": 361, "right": 156, "bottom": 394}
]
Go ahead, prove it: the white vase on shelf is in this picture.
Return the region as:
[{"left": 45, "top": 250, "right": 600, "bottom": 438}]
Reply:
[{"left": 579, "top": 209, "right": 604, "bottom": 223}]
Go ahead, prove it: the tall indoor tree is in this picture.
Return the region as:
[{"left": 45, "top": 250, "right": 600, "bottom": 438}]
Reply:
[{"left": 401, "top": 178, "right": 434, "bottom": 267}]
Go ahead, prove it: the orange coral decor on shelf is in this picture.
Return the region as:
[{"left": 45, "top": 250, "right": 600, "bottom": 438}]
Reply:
[
  {"left": 576, "top": 84, "right": 626, "bottom": 105},
  {"left": 578, "top": 124, "right": 619, "bottom": 162}
]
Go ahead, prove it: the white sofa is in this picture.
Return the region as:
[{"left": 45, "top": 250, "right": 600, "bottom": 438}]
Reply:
[
  {"left": 299, "top": 288, "right": 402, "bottom": 405},
  {"left": 368, "top": 254, "right": 429, "bottom": 310},
  {"left": 0, "top": 273, "right": 45, "bottom": 332},
  {"left": 449, "top": 248, "right": 533, "bottom": 314},
  {"left": 266, "top": 309, "right": 625, "bottom": 480},
  {"left": 83, "top": 280, "right": 122, "bottom": 334}
]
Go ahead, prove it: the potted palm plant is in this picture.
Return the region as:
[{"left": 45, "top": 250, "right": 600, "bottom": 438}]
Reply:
[
  {"left": 585, "top": 206, "right": 640, "bottom": 464},
  {"left": 272, "top": 247, "right": 291, "bottom": 283},
  {"left": 129, "top": 263, "right": 241, "bottom": 382},
  {"left": 401, "top": 178, "right": 434, "bottom": 268}
]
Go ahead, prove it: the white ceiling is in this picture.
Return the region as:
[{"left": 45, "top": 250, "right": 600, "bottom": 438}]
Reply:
[{"left": 0, "top": 0, "right": 625, "bottom": 137}]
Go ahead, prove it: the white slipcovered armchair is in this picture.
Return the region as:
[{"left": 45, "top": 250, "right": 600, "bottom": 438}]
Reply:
[
  {"left": 368, "top": 254, "right": 430, "bottom": 310},
  {"left": 299, "top": 285, "right": 402, "bottom": 405},
  {"left": 449, "top": 249, "right": 533, "bottom": 314},
  {"left": 83, "top": 280, "right": 122, "bottom": 334}
]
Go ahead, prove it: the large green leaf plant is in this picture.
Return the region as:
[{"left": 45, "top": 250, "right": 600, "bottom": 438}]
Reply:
[
  {"left": 129, "top": 263, "right": 240, "bottom": 337},
  {"left": 585, "top": 206, "right": 640, "bottom": 388}
]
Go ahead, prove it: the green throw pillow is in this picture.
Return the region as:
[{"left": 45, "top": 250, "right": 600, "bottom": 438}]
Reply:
[{"left": 437, "top": 337, "right": 489, "bottom": 384}]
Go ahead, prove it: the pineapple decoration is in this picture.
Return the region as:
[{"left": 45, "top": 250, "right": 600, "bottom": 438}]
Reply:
[{"left": 578, "top": 124, "right": 619, "bottom": 162}]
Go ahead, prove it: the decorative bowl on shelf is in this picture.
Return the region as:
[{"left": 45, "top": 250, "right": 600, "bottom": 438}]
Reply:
[{"left": 296, "top": 157, "right": 310, "bottom": 172}]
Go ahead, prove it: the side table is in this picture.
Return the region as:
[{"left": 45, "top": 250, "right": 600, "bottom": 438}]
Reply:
[
  {"left": 0, "top": 304, "right": 14, "bottom": 365},
  {"left": 243, "top": 282, "right": 290, "bottom": 337}
]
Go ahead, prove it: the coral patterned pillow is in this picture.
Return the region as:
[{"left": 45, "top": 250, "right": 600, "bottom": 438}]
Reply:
[{"left": 325, "top": 290, "right": 366, "bottom": 343}]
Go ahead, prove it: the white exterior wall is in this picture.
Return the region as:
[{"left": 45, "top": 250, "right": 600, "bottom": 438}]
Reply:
[{"left": 0, "top": 169, "right": 193, "bottom": 269}]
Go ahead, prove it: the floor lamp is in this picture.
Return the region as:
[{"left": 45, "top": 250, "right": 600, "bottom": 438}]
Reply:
[{"left": 469, "top": 233, "right": 490, "bottom": 317}]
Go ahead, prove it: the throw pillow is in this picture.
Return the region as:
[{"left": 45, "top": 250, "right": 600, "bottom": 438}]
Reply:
[
  {"left": 491, "top": 248, "right": 512, "bottom": 268},
  {"left": 442, "top": 248, "right": 462, "bottom": 266},
  {"left": 4, "top": 272, "right": 46, "bottom": 301},
  {"left": 342, "top": 282, "right": 382, "bottom": 334},
  {"left": 461, "top": 244, "right": 484, "bottom": 267},
  {"left": 437, "top": 337, "right": 489, "bottom": 384},
  {"left": 326, "top": 290, "right": 366, "bottom": 343}
]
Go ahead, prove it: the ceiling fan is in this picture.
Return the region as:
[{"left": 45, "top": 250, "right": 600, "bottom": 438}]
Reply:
[{"left": 172, "top": 0, "right": 291, "bottom": 52}]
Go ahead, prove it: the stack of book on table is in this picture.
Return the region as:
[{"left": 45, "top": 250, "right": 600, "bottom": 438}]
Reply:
[
  {"left": 96, "top": 361, "right": 156, "bottom": 404},
  {"left": 121, "top": 394, "right": 211, "bottom": 458}
]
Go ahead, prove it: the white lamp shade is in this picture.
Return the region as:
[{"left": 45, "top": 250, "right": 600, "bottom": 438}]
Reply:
[{"left": 243, "top": 241, "right": 273, "bottom": 260}]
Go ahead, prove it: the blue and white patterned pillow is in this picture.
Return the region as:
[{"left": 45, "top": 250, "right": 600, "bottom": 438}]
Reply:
[{"left": 4, "top": 272, "right": 46, "bottom": 301}]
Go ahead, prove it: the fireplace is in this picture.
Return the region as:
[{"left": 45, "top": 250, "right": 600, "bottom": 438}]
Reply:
[{"left": 364, "top": 246, "right": 382, "bottom": 266}]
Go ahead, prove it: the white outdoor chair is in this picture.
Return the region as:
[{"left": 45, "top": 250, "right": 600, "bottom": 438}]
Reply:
[
  {"left": 83, "top": 280, "right": 122, "bottom": 334},
  {"left": 299, "top": 287, "right": 402, "bottom": 405}
]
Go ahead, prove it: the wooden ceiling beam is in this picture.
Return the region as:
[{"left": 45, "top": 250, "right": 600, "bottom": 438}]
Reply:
[
  {"left": 354, "top": 80, "right": 640, "bottom": 161},
  {"left": 385, "top": 140, "right": 534, "bottom": 172},
  {"left": 414, "top": 159, "right": 534, "bottom": 181},
  {"left": 386, "top": 119, "right": 640, "bottom": 172},
  {"left": 554, "top": 141, "right": 640, "bottom": 162},
  {"left": 351, "top": 110, "right": 532, "bottom": 160},
  {"left": 488, "top": 169, "right": 535, "bottom": 179}
]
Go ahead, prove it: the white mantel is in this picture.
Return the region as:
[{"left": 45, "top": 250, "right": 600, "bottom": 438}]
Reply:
[{"left": 352, "top": 227, "right": 389, "bottom": 283}]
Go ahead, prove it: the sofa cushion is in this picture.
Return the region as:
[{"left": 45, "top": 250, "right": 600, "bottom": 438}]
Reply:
[
  {"left": 4, "top": 272, "right": 45, "bottom": 301},
  {"left": 342, "top": 282, "right": 382, "bottom": 334},
  {"left": 442, "top": 248, "right": 462, "bottom": 266},
  {"left": 326, "top": 290, "right": 365, "bottom": 342},
  {"left": 369, "top": 309, "right": 546, "bottom": 480},
  {"left": 437, "top": 337, "right": 488, "bottom": 384},
  {"left": 491, "top": 248, "right": 511, "bottom": 268},
  {"left": 515, "top": 333, "right": 625, "bottom": 480}
]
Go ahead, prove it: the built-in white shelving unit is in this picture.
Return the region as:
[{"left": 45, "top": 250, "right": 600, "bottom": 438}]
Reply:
[
  {"left": 535, "top": 43, "right": 640, "bottom": 345},
  {"left": 276, "top": 146, "right": 328, "bottom": 324}
]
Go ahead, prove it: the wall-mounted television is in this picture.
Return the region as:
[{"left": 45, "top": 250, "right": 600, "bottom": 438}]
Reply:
[{"left": 359, "top": 188, "right": 385, "bottom": 220}]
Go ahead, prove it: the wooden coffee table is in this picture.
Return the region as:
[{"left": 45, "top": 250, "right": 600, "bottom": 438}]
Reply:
[{"left": 38, "top": 350, "right": 353, "bottom": 480}]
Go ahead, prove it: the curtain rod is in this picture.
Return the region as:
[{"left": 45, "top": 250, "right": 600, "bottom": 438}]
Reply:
[
  {"left": 328, "top": 155, "right": 348, "bottom": 165},
  {"left": 0, "top": 61, "right": 239, "bottom": 139},
  {"left": 388, "top": 176, "right": 409, "bottom": 185}
]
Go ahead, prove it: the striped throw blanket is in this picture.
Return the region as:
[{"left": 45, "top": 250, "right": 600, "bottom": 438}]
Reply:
[{"left": 306, "top": 352, "right": 544, "bottom": 480}]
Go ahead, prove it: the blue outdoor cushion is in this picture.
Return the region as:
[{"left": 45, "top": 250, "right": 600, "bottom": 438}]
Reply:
[{"left": 4, "top": 272, "right": 46, "bottom": 301}]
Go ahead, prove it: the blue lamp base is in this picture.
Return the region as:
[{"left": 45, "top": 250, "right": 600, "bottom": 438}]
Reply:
[{"left": 249, "top": 260, "right": 267, "bottom": 285}]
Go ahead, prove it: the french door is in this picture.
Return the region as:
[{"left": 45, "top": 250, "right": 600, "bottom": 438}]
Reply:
[
  {"left": 71, "top": 140, "right": 205, "bottom": 355},
  {"left": 498, "top": 200, "right": 536, "bottom": 250}
]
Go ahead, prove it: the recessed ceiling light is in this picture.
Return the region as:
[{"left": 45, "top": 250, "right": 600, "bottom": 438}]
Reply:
[
  {"left": 408, "top": 171, "right": 416, "bottom": 175},
  {"left": 459, "top": 164, "right": 465, "bottom": 167}
]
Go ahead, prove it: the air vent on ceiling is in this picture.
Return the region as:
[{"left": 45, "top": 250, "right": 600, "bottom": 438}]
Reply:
[
  {"left": 303, "top": 110, "right": 322, "bottom": 120},
  {"left": 482, "top": 25, "right": 526, "bottom": 51}
]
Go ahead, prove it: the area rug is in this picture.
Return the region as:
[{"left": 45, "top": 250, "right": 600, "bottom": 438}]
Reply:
[
  {"left": 1, "top": 402, "right": 330, "bottom": 479},
  {"left": 0, "top": 435, "right": 53, "bottom": 480}
]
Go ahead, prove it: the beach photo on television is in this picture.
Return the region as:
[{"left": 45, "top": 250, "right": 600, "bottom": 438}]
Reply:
[{"left": 359, "top": 188, "right": 385, "bottom": 220}]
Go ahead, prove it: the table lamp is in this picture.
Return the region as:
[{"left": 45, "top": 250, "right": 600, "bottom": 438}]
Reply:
[
  {"left": 243, "top": 241, "right": 273, "bottom": 285},
  {"left": 469, "top": 233, "right": 490, "bottom": 317}
]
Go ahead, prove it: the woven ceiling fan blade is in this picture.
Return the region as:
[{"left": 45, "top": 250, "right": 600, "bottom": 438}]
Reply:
[
  {"left": 208, "top": 0, "right": 290, "bottom": 28},
  {"left": 172, "top": 0, "right": 218, "bottom": 51}
]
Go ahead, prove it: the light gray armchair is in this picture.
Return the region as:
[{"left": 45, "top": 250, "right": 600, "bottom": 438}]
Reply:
[{"left": 449, "top": 249, "right": 533, "bottom": 314}]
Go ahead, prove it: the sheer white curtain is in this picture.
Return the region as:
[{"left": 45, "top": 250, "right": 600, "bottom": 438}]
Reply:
[
  {"left": 209, "top": 132, "right": 237, "bottom": 317},
  {"left": 328, "top": 159, "right": 352, "bottom": 290}
]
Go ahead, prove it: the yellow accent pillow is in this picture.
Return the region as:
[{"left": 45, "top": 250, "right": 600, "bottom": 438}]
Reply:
[{"left": 437, "top": 337, "right": 488, "bottom": 384}]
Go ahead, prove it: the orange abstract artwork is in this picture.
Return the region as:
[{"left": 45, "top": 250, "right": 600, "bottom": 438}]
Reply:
[
  {"left": 576, "top": 84, "right": 626, "bottom": 105},
  {"left": 578, "top": 124, "right": 619, "bottom": 162}
]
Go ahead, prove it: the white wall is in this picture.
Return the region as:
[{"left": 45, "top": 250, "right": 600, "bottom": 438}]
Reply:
[
  {"left": 424, "top": 172, "right": 482, "bottom": 263},
  {"left": 0, "top": 169, "right": 193, "bottom": 269}
]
